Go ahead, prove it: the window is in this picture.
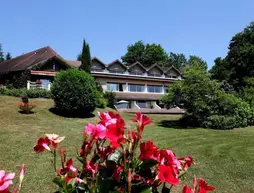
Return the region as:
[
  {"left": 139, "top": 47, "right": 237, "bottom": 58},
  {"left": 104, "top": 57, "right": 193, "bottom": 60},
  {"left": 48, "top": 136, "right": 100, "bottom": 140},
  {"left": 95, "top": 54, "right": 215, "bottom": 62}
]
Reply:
[
  {"left": 166, "top": 75, "right": 178, "bottom": 79},
  {"left": 109, "top": 70, "right": 124, "bottom": 74},
  {"left": 147, "top": 85, "right": 163, "bottom": 93},
  {"left": 148, "top": 73, "right": 162, "bottom": 77},
  {"left": 107, "top": 83, "right": 123, "bottom": 91},
  {"left": 137, "top": 101, "right": 151, "bottom": 108},
  {"left": 128, "top": 84, "right": 145, "bottom": 92},
  {"left": 164, "top": 86, "right": 169, "bottom": 93},
  {"left": 91, "top": 69, "right": 104, "bottom": 72},
  {"left": 129, "top": 71, "right": 144, "bottom": 75}
]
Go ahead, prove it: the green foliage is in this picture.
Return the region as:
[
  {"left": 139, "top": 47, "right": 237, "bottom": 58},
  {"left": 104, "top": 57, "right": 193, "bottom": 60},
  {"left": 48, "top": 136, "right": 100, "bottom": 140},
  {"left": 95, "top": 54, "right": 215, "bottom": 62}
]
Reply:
[
  {"left": 0, "top": 43, "right": 4, "bottom": 63},
  {"left": 167, "top": 52, "right": 187, "bottom": 69},
  {"left": 79, "top": 39, "right": 92, "bottom": 72},
  {"left": 5, "top": 52, "right": 12, "bottom": 60},
  {"left": 186, "top": 55, "right": 207, "bottom": 71},
  {"left": 51, "top": 69, "right": 97, "bottom": 115},
  {"left": 211, "top": 22, "right": 254, "bottom": 90},
  {"left": 2, "top": 88, "right": 51, "bottom": 98},
  {"left": 121, "top": 41, "right": 168, "bottom": 67},
  {"left": 162, "top": 66, "right": 253, "bottom": 129},
  {"left": 13, "top": 70, "right": 31, "bottom": 88},
  {"left": 210, "top": 57, "right": 230, "bottom": 81},
  {"left": 0, "top": 85, "right": 7, "bottom": 95},
  {"left": 103, "top": 91, "right": 116, "bottom": 109},
  {"left": 240, "top": 77, "right": 254, "bottom": 107}
]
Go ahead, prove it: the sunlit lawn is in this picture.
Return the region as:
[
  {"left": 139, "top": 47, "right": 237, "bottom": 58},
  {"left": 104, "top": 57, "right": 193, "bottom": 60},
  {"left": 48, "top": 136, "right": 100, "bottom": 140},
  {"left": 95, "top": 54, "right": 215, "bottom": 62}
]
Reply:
[{"left": 1, "top": 96, "right": 254, "bottom": 193}]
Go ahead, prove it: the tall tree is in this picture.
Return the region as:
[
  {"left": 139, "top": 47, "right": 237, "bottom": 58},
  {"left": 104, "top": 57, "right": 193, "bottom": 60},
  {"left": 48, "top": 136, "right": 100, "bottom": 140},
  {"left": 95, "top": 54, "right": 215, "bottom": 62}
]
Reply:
[
  {"left": 5, "top": 52, "right": 12, "bottom": 60},
  {"left": 121, "top": 41, "right": 145, "bottom": 65},
  {"left": 0, "top": 44, "right": 4, "bottom": 63},
  {"left": 79, "top": 39, "right": 92, "bottom": 72},
  {"left": 211, "top": 22, "right": 254, "bottom": 90},
  {"left": 186, "top": 55, "right": 208, "bottom": 71},
  {"left": 121, "top": 41, "right": 167, "bottom": 67},
  {"left": 167, "top": 52, "right": 187, "bottom": 69},
  {"left": 209, "top": 57, "right": 230, "bottom": 81}
]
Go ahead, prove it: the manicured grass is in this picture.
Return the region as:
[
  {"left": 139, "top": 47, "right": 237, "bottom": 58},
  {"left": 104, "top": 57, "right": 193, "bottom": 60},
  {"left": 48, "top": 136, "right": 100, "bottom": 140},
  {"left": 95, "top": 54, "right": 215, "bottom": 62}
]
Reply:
[{"left": 1, "top": 96, "right": 254, "bottom": 192}]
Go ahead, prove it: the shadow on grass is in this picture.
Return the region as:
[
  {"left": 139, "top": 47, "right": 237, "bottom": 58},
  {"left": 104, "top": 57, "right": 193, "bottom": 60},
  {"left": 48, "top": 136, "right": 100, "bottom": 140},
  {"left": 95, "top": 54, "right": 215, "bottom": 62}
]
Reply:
[
  {"left": 18, "top": 110, "right": 35, "bottom": 114},
  {"left": 49, "top": 107, "right": 95, "bottom": 118},
  {"left": 157, "top": 119, "right": 197, "bottom": 129}
]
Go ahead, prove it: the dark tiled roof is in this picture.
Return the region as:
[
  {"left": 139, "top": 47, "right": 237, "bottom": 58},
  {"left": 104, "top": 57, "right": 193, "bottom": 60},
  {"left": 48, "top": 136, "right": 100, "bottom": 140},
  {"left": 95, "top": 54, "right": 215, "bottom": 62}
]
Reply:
[
  {"left": 0, "top": 46, "right": 59, "bottom": 73},
  {"left": 115, "top": 92, "right": 163, "bottom": 100},
  {"left": 128, "top": 61, "right": 147, "bottom": 71},
  {"left": 65, "top": 60, "right": 81, "bottom": 68},
  {"left": 108, "top": 59, "right": 127, "bottom": 69},
  {"left": 118, "top": 107, "right": 185, "bottom": 114}
]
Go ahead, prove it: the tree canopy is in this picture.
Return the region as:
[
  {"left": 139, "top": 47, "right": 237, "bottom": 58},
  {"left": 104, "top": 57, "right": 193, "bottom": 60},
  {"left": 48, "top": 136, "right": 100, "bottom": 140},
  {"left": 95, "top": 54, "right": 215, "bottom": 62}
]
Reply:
[
  {"left": 210, "top": 22, "right": 254, "bottom": 90},
  {"left": 121, "top": 41, "right": 168, "bottom": 67},
  {"left": 79, "top": 39, "right": 92, "bottom": 72},
  {"left": 121, "top": 41, "right": 207, "bottom": 70},
  {"left": 5, "top": 52, "right": 12, "bottom": 60},
  {"left": 0, "top": 44, "right": 4, "bottom": 63}
]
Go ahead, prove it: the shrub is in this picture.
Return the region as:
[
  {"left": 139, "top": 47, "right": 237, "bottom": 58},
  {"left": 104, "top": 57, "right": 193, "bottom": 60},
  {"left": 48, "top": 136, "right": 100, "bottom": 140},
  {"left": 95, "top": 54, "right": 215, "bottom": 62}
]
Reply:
[
  {"left": 51, "top": 69, "right": 97, "bottom": 115},
  {"left": 163, "top": 66, "right": 254, "bottom": 129},
  {"left": 3, "top": 88, "right": 51, "bottom": 98},
  {"left": 103, "top": 91, "right": 116, "bottom": 109},
  {"left": 203, "top": 115, "right": 238, "bottom": 130},
  {"left": 0, "top": 85, "right": 7, "bottom": 95},
  {"left": 95, "top": 91, "right": 107, "bottom": 108}
]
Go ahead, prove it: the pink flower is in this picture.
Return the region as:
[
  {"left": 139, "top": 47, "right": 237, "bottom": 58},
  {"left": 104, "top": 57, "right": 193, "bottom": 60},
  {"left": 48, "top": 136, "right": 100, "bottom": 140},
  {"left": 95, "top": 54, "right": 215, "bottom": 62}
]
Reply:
[
  {"left": 65, "top": 176, "right": 83, "bottom": 184},
  {"left": 33, "top": 137, "right": 51, "bottom": 153},
  {"left": 0, "top": 170, "right": 15, "bottom": 192},
  {"left": 139, "top": 141, "right": 159, "bottom": 161},
  {"left": 85, "top": 161, "right": 97, "bottom": 174},
  {"left": 178, "top": 156, "right": 194, "bottom": 170},
  {"left": 131, "top": 112, "right": 151, "bottom": 134},
  {"left": 128, "top": 131, "right": 138, "bottom": 143},
  {"left": 99, "top": 112, "right": 126, "bottom": 148},
  {"left": 157, "top": 165, "right": 179, "bottom": 186},
  {"left": 198, "top": 178, "right": 215, "bottom": 193},
  {"left": 85, "top": 124, "right": 106, "bottom": 140},
  {"left": 45, "top": 134, "right": 65, "bottom": 149},
  {"left": 80, "top": 141, "right": 93, "bottom": 157},
  {"left": 182, "top": 186, "right": 194, "bottom": 193},
  {"left": 98, "top": 112, "right": 118, "bottom": 126},
  {"left": 98, "top": 146, "right": 113, "bottom": 161},
  {"left": 60, "top": 159, "right": 78, "bottom": 176},
  {"left": 159, "top": 150, "right": 181, "bottom": 169}
]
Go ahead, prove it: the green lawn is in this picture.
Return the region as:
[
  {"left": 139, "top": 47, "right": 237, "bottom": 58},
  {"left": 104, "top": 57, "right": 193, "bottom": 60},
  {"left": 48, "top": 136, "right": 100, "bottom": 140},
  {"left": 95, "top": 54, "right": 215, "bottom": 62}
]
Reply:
[{"left": 1, "top": 96, "right": 254, "bottom": 193}]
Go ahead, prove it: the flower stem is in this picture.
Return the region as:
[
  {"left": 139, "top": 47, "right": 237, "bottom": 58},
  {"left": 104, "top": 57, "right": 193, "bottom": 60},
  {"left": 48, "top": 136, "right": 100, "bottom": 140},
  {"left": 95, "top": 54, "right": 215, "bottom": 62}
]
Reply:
[{"left": 53, "top": 149, "right": 57, "bottom": 173}]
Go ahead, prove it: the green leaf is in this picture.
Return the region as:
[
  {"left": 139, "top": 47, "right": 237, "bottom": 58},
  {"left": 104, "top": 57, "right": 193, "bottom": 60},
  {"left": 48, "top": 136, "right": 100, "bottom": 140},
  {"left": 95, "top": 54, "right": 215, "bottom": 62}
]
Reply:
[
  {"left": 140, "top": 159, "right": 158, "bottom": 169},
  {"left": 108, "top": 151, "right": 122, "bottom": 163},
  {"left": 140, "top": 187, "right": 152, "bottom": 193},
  {"left": 96, "top": 175, "right": 114, "bottom": 193},
  {"left": 53, "top": 176, "right": 66, "bottom": 189}
]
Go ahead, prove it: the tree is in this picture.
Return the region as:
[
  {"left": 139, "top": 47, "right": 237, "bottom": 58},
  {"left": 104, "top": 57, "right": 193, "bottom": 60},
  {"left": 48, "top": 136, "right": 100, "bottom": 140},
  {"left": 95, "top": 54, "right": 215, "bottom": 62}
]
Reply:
[
  {"left": 209, "top": 57, "right": 230, "bottom": 81},
  {"left": 185, "top": 55, "right": 207, "bottom": 71},
  {"left": 211, "top": 22, "right": 254, "bottom": 90},
  {"left": 79, "top": 39, "right": 92, "bottom": 72},
  {"left": 5, "top": 52, "right": 12, "bottom": 60},
  {"left": 167, "top": 52, "right": 187, "bottom": 69},
  {"left": 162, "top": 65, "right": 253, "bottom": 129},
  {"left": 121, "top": 41, "right": 168, "bottom": 67},
  {"left": 121, "top": 41, "right": 145, "bottom": 65},
  {"left": 0, "top": 44, "right": 4, "bottom": 63}
]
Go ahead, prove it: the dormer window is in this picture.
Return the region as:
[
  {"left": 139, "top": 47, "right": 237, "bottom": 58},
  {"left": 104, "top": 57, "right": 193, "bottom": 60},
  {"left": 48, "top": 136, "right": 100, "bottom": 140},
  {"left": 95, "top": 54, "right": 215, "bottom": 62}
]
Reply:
[{"left": 147, "top": 64, "right": 164, "bottom": 77}]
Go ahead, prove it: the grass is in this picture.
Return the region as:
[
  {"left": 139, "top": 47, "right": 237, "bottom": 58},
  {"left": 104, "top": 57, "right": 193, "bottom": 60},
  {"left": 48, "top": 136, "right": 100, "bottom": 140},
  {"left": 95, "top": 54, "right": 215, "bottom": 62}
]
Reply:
[{"left": 1, "top": 96, "right": 254, "bottom": 193}]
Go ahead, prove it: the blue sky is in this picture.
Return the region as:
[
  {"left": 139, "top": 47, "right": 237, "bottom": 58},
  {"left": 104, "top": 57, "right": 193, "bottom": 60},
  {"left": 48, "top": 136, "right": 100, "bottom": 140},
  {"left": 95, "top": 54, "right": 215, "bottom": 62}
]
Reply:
[{"left": 0, "top": 0, "right": 253, "bottom": 69}]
